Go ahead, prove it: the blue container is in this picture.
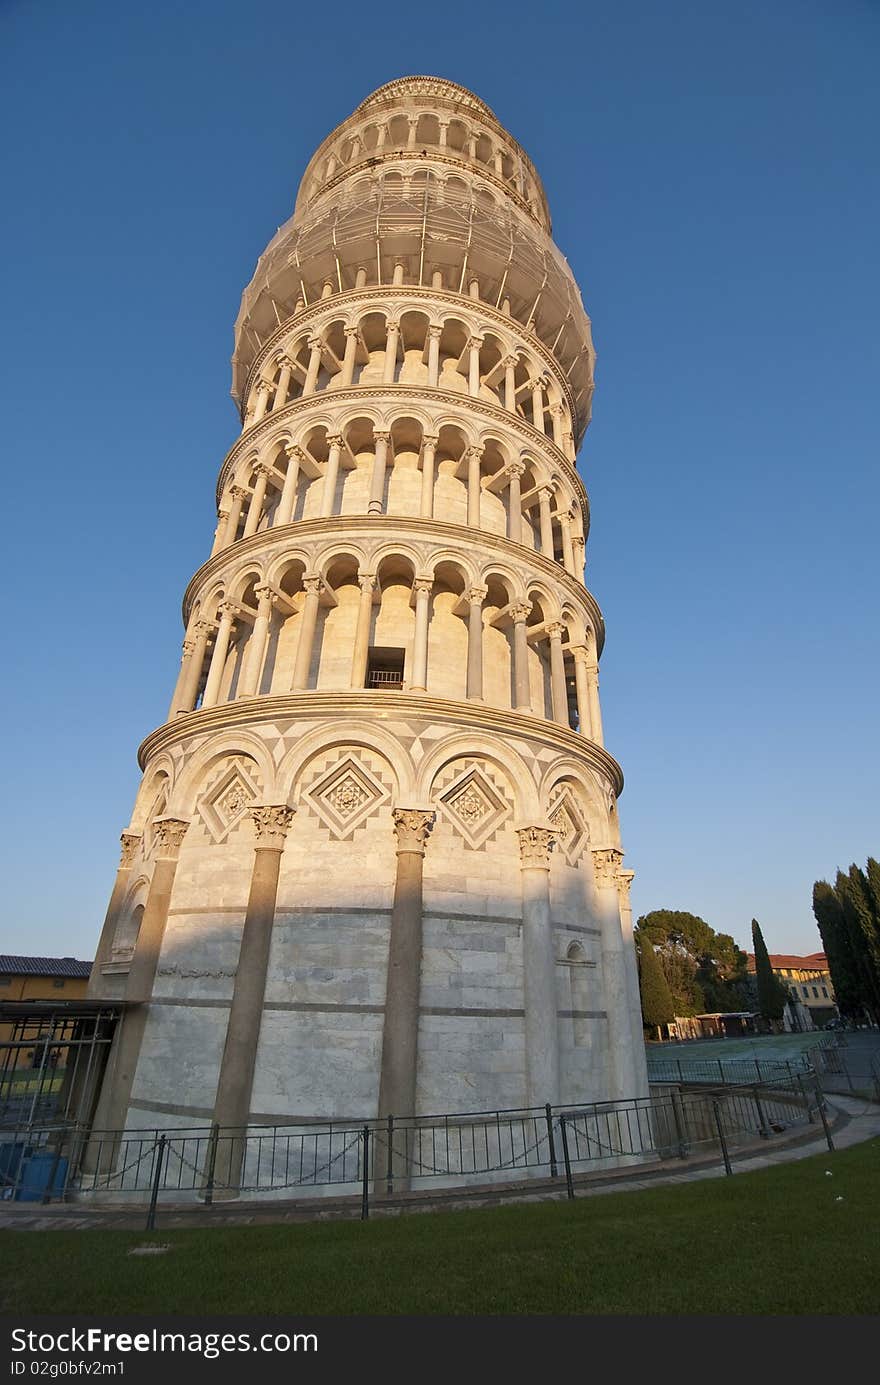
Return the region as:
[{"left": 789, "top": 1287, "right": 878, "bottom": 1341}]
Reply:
[
  {"left": 16, "top": 1151, "right": 68, "bottom": 1202},
  {"left": 0, "top": 1142, "right": 28, "bottom": 1198}
]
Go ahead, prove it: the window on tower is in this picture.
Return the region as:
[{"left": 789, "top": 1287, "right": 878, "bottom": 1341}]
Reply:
[{"left": 366, "top": 647, "right": 405, "bottom": 689}]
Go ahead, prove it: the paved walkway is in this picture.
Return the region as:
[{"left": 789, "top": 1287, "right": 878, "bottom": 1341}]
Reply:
[{"left": 2, "top": 1094, "right": 878, "bottom": 1232}]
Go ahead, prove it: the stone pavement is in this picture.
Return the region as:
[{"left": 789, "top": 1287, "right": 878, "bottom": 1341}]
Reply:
[{"left": 1, "top": 1094, "right": 877, "bottom": 1232}]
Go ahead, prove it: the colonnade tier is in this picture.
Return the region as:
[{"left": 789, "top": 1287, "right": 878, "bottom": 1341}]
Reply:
[
  {"left": 238, "top": 286, "right": 578, "bottom": 462},
  {"left": 231, "top": 174, "right": 594, "bottom": 435},
  {"left": 296, "top": 76, "right": 550, "bottom": 228},
  {"left": 167, "top": 531, "right": 606, "bottom": 744},
  {"left": 211, "top": 410, "right": 587, "bottom": 580}
]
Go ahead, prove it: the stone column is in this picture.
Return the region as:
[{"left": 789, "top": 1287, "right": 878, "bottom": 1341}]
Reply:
[
  {"left": 511, "top": 602, "right": 532, "bottom": 711},
  {"left": 275, "top": 445, "right": 301, "bottom": 527},
  {"left": 222, "top": 486, "right": 247, "bottom": 548},
  {"left": 252, "top": 379, "right": 271, "bottom": 423},
  {"left": 410, "top": 578, "right": 432, "bottom": 692},
  {"left": 340, "top": 327, "right": 359, "bottom": 386},
  {"left": 617, "top": 865, "right": 650, "bottom": 1097},
  {"left": 272, "top": 356, "right": 293, "bottom": 411},
  {"left": 427, "top": 326, "right": 442, "bottom": 388},
  {"left": 438, "top": 121, "right": 448, "bottom": 147},
  {"left": 350, "top": 573, "right": 376, "bottom": 688},
  {"left": 572, "top": 534, "right": 586, "bottom": 579},
  {"left": 517, "top": 827, "right": 560, "bottom": 1107},
  {"left": 571, "top": 645, "right": 593, "bottom": 738},
  {"left": 530, "top": 378, "right": 545, "bottom": 435},
  {"left": 419, "top": 434, "right": 438, "bottom": 518},
  {"left": 538, "top": 487, "right": 554, "bottom": 558},
  {"left": 291, "top": 578, "right": 323, "bottom": 690},
  {"left": 559, "top": 511, "right": 575, "bottom": 574},
  {"left": 88, "top": 832, "right": 142, "bottom": 993},
  {"left": 302, "top": 336, "right": 323, "bottom": 396},
  {"left": 466, "top": 445, "right": 483, "bottom": 528},
  {"left": 368, "top": 431, "right": 390, "bottom": 515},
  {"left": 506, "top": 461, "right": 524, "bottom": 544},
  {"left": 90, "top": 819, "right": 189, "bottom": 1139},
  {"left": 549, "top": 403, "right": 565, "bottom": 449},
  {"left": 201, "top": 604, "right": 236, "bottom": 709},
  {"left": 466, "top": 586, "right": 486, "bottom": 700},
  {"left": 242, "top": 464, "right": 271, "bottom": 539},
  {"left": 547, "top": 622, "right": 568, "bottom": 725},
  {"left": 592, "top": 847, "right": 639, "bottom": 1102},
  {"left": 407, "top": 117, "right": 418, "bottom": 149},
  {"left": 377, "top": 809, "right": 436, "bottom": 1128},
  {"left": 467, "top": 336, "right": 483, "bottom": 396},
  {"left": 210, "top": 512, "right": 228, "bottom": 557},
  {"left": 503, "top": 355, "right": 517, "bottom": 412},
  {"left": 382, "top": 320, "right": 400, "bottom": 384},
  {"left": 210, "top": 805, "right": 295, "bottom": 1196},
  {"left": 320, "top": 434, "right": 342, "bottom": 518},
  {"left": 586, "top": 660, "right": 604, "bottom": 747},
  {"left": 238, "top": 585, "right": 275, "bottom": 699},
  {"left": 169, "top": 618, "right": 211, "bottom": 717}
]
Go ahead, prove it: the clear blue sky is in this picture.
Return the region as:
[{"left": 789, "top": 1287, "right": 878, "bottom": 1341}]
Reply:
[{"left": 1, "top": 0, "right": 877, "bottom": 961}]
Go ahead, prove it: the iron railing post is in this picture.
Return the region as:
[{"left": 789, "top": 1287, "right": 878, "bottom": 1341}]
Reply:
[
  {"left": 203, "top": 1121, "right": 219, "bottom": 1205},
  {"left": 361, "top": 1126, "right": 370, "bottom": 1221},
  {"left": 558, "top": 1114, "right": 575, "bottom": 1200},
  {"left": 712, "top": 1100, "right": 732, "bottom": 1175},
  {"left": 545, "top": 1103, "right": 558, "bottom": 1178},
  {"left": 385, "top": 1114, "right": 394, "bottom": 1196},
  {"left": 752, "top": 1085, "right": 769, "bottom": 1138},
  {"left": 146, "top": 1134, "right": 166, "bottom": 1232},
  {"left": 814, "top": 1076, "right": 835, "bottom": 1152},
  {"left": 670, "top": 1090, "right": 688, "bottom": 1159}
]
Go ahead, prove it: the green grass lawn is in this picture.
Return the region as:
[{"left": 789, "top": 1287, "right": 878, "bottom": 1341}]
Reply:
[
  {"left": 2, "top": 1139, "right": 878, "bottom": 1315},
  {"left": 648, "top": 1033, "right": 828, "bottom": 1062}
]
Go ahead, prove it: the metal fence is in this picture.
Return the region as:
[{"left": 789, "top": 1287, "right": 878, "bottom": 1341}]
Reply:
[
  {"left": 0, "top": 1075, "right": 830, "bottom": 1226},
  {"left": 645, "top": 1055, "right": 810, "bottom": 1086}
]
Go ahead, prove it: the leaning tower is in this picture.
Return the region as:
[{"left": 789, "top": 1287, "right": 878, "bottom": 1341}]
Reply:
[{"left": 88, "top": 77, "right": 648, "bottom": 1167}]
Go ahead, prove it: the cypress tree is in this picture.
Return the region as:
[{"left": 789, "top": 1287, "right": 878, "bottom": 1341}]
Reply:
[
  {"left": 813, "top": 879, "right": 863, "bottom": 1020},
  {"left": 837, "top": 867, "right": 880, "bottom": 1024},
  {"left": 751, "top": 918, "right": 787, "bottom": 1026},
  {"left": 637, "top": 933, "right": 675, "bottom": 1038}
]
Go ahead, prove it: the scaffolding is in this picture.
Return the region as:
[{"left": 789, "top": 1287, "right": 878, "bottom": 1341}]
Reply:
[{"left": 0, "top": 1000, "right": 119, "bottom": 1202}]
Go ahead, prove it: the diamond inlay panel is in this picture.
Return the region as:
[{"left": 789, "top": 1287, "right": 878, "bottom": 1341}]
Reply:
[
  {"left": 437, "top": 764, "right": 511, "bottom": 849},
  {"left": 198, "top": 760, "right": 260, "bottom": 843},
  {"left": 302, "top": 755, "right": 390, "bottom": 840},
  {"left": 547, "top": 788, "right": 589, "bottom": 865}
]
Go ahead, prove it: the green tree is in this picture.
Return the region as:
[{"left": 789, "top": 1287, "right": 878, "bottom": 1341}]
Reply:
[
  {"left": 812, "top": 880, "right": 863, "bottom": 1020},
  {"left": 636, "top": 909, "right": 748, "bottom": 1016},
  {"left": 836, "top": 867, "right": 880, "bottom": 1024},
  {"left": 636, "top": 932, "right": 675, "bottom": 1038},
  {"left": 751, "top": 918, "right": 788, "bottom": 1027}
]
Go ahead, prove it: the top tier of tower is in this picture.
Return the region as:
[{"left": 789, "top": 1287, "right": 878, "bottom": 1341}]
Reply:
[{"left": 232, "top": 78, "right": 596, "bottom": 446}]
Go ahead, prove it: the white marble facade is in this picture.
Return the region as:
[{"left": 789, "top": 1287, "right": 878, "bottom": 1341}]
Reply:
[{"left": 89, "top": 77, "right": 648, "bottom": 1155}]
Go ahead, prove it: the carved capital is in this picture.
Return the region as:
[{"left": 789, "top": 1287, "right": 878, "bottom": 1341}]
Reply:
[
  {"left": 618, "top": 869, "right": 635, "bottom": 907},
  {"left": 344, "top": 326, "right": 360, "bottom": 339},
  {"left": 119, "top": 832, "right": 142, "bottom": 869},
  {"left": 509, "top": 601, "right": 531, "bottom": 624},
  {"left": 251, "top": 804, "right": 295, "bottom": 850},
  {"left": 255, "top": 378, "right": 271, "bottom": 395},
  {"left": 412, "top": 577, "right": 433, "bottom": 597},
  {"left": 467, "top": 585, "right": 488, "bottom": 606},
  {"left": 374, "top": 430, "right": 392, "bottom": 445},
  {"left": 546, "top": 621, "right": 564, "bottom": 640},
  {"left": 302, "top": 576, "right": 325, "bottom": 599},
  {"left": 392, "top": 808, "right": 435, "bottom": 854},
  {"left": 275, "top": 354, "right": 294, "bottom": 372},
  {"left": 230, "top": 484, "right": 248, "bottom": 502},
  {"left": 505, "top": 461, "right": 526, "bottom": 480},
  {"left": 466, "top": 335, "right": 485, "bottom": 351},
  {"left": 216, "top": 601, "right": 237, "bottom": 622},
  {"left": 421, "top": 433, "right": 440, "bottom": 448},
  {"left": 154, "top": 817, "right": 189, "bottom": 859},
  {"left": 500, "top": 354, "right": 518, "bottom": 370},
  {"left": 307, "top": 335, "right": 323, "bottom": 351},
  {"left": 591, "top": 847, "right": 624, "bottom": 889},
  {"left": 517, "top": 826, "right": 557, "bottom": 870},
  {"left": 385, "top": 319, "right": 400, "bottom": 333},
  {"left": 427, "top": 324, "right": 443, "bottom": 340},
  {"left": 326, "top": 433, "right": 344, "bottom": 450},
  {"left": 254, "top": 583, "right": 276, "bottom": 611},
  {"left": 358, "top": 572, "right": 377, "bottom": 594},
  {"left": 253, "top": 462, "right": 273, "bottom": 480},
  {"left": 549, "top": 403, "right": 565, "bottom": 418},
  {"left": 570, "top": 643, "right": 589, "bottom": 665},
  {"left": 464, "top": 444, "right": 485, "bottom": 462}
]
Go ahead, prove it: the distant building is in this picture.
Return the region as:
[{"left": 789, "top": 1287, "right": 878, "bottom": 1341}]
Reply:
[
  {"left": 746, "top": 952, "right": 836, "bottom": 1027},
  {"left": 0, "top": 956, "right": 92, "bottom": 1069}
]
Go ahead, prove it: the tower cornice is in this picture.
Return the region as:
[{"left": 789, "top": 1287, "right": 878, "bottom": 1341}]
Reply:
[
  {"left": 139, "top": 691, "right": 625, "bottom": 797},
  {"left": 218, "top": 383, "right": 591, "bottom": 517},
  {"left": 180, "top": 513, "right": 606, "bottom": 653},
  {"left": 234, "top": 284, "right": 589, "bottom": 424}
]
